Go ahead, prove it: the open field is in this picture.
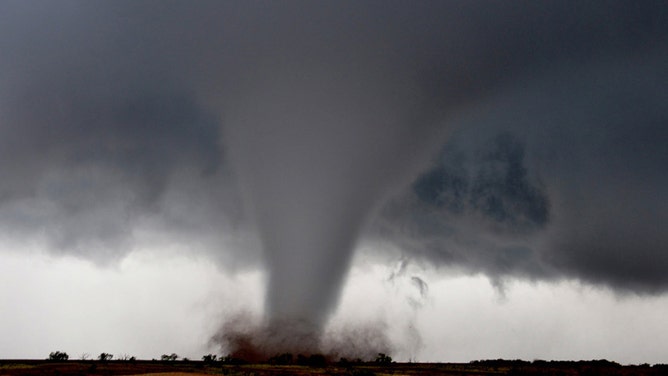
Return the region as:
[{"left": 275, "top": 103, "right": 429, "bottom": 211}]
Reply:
[{"left": 1, "top": 359, "right": 667, "bottom": 376}]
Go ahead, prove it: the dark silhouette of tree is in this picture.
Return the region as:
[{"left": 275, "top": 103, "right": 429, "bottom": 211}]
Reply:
[
  {"left": 98, "top": 352, "right": 113, "bottom": 361},
  {"left": 48, "top": 351, "right": 69, "bottom": 361},
  {"left": 161, "top": 353, "right": 178, "bottom": 361},
  {"left": 221, "top": 354, "right": 245, "bottom": 365},
  {"left": 268, "top": 353, "right": 293, "bottom": 365},
  {"left": 202, "top": 354, "right": 217, "bottom": 363},
  {"left": 375, "top": 353, "right": 392, "bottom": 364}
]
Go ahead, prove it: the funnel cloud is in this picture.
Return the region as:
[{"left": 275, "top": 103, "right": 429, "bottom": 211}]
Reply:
[
  {"left": 0, "top": 0, "right": 667, "bottom": 358},
  {"left": 223, "top": 56, "right": 447, "bottom": 333}
]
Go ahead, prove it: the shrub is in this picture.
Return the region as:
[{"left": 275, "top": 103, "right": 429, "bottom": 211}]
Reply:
[
  {"left": 48, "top": 351, "right": 69, "bottom": 361},
  {"left": 161, "top": 353, "right": 178, "bottom": 361},
  {"left": 202, "top": 354, "right": 218, "bottom": 363},
  {"left": 268, "top": 353, "right": 293, "bottom": 365},
  {"left": 98, "top": 353, "right": 113, "bottom": 361},
  {"left": 375, "top": 353, "right": 392, "bottom": 364}
]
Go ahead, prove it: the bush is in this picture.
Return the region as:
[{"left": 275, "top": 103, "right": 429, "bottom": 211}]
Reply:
[
  {"left": 161, "top": 353, "right": 178, "bottom": 361},
  {"left": 98, "top": 353, "right": 113, "bottom": 361},
  {"left": 221, "top": 354, "right": 245, "bottom": 365},
  {"left": 375, "top": 353, "right": 392, "bottom": 364},
  {"left": 202, "top": 354, "right": 218, "bottom": 363},
  {"left": 48, "top": 351, "right": 69, "bottom": 361},
  {"left": 268, "top": 353, "right": 293, "bottom": 365}
]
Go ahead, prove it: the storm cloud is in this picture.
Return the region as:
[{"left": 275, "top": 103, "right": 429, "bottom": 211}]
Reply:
[
  {"left": 1, "top": 0, "right": 667, "bottom": 353},
  {"left": 375, "top": 50, "right": 668, "bottom": 293}
]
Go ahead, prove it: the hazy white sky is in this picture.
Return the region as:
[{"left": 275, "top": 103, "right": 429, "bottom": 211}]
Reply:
[{"left": 2, "top": 243, "right": 667, "bottom": 364}]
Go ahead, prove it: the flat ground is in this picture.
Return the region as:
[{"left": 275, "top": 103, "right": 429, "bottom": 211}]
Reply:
[{"left": 0, "top": 359, "right": 665, "bottom": 375}]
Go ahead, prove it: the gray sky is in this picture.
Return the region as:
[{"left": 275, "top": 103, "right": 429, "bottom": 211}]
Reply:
[{"left": 0, "top": 0, "right": 667, "bottom": 363}]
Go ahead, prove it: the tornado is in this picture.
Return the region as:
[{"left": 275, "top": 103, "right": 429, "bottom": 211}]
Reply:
[
  {"left": 223, "top": 62, "right": 445, "bottom": 350},
  {"left": 210, "top": 2, "right": 459, "bottom": 352}
]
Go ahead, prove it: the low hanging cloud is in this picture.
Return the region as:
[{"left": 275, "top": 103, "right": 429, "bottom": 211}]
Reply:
[
  {"left": 373, "top": 50, "right": 668, "bottom": 294},
  {"left": 0, "top": 1, "right": 251, "bottom": 264},
  {"left": 0, "top": 63, "right": 234, "bottom": 262}
]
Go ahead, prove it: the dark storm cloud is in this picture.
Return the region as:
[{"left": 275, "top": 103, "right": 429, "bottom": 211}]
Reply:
[
  {"left": 0, "top": 1, "right": 235, "bottom": 262},
  {"left": 412, "top": 132, "right": 549, "bottom": 231},
  {"left": 375, "top": 48, "right": 668, "bottom": 293},
  {"left": 1, "top": 0, "right": 667, "bottom": 341}
]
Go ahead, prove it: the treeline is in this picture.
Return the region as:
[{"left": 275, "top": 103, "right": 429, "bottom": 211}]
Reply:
[
  {"left": 46, "top": 351, "right": 393, "bottom": 367},
  {"left": 470, "top": 359, "right": 668, "bottom": 368},
  {"left": 263, "top": 352, "right": 392, "bottom": 367},
  {"left": 47, "top": 351, "right": 192, "bottom": 363},
  {"left": 471, "top": 359, "right": 621, "bottom": 367}
]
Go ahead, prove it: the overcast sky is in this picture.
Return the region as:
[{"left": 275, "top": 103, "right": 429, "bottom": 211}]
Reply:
[{"left": 0, "top": 0, "right": 667, "bottom": 364}]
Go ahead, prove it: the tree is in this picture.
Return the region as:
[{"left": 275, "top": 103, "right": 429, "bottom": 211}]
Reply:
[
  {"left": 48, "top": 351, "right": 69, "bottom": 361},
  {"left": 161, "top": 353, "right": 178, "bottom": 361},
  {"left": 375, "top": 353, "right": 392, "bottom": 364},
  {"left": 268, "top": 353, "right": 293, "bottom": 365},
  {"left": 202, "top": 354, "right": 218, "bottom": 363},
  {"left": 221, "top": 354, "right": 244, "bottom": 364},
  {"left": 117, "top": 354, "right": 135, "bottom": 361},
  {"left": 98, "top": 353, "right": 113, "bottom": 361}
]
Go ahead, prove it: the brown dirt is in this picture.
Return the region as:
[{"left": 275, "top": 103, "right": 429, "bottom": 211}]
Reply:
[
  {"left": 0, "top": 359, "right": 664, "bottom": 375},
  {"left": 131, "top": 374, "right": 212, "bottom": 376}
]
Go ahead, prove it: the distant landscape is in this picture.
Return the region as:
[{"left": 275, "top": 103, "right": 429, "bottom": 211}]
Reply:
[{"left": 1, "top": 356, "right": 667, "bottom": 375}]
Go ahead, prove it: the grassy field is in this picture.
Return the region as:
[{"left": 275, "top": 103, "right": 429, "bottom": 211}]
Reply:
[{"left": 0, "top": 359, "right": 666, "bottom": 375}]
